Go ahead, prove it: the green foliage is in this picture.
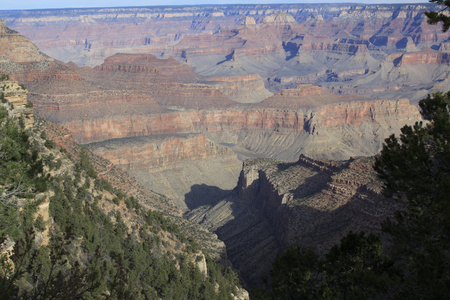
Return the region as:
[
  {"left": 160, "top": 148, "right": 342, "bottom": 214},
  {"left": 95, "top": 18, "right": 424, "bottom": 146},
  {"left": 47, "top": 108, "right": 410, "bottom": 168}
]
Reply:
[
  {"left": 267, "top": 92, "right": 450, "bottom": 299},
  {"left": 34, "top": 215, "right": 46, "bottom": 232},
  {"left": 0, "top": 74, "right": 9, "bottom": 81},
  {"left": 374, "top": 91, "right": 450, "bottom": 299},
  {"left": 125, "top": 196, "right": 140, "bottom": 210},
  {"left": 323, "top": 232, "right": 394, "bottom": 299},
  {"left": 266, "top": 232, "right": 393, "bottom": 300},
  {"left": 270, "top": 246, "right": 320, "bottom": 299},
  {"left": 0, "top": 105, "right": 7, "bottom": 119},
  {"left": 94, "top": 177, "right": 113, "bottom": 192},
  {"left": 44, "top": 138, "right": 55, "bottom": 149},
  {"left": 112, "top": 197, "right": 120, "bottom": 205},
  {"left": 0, "top": 107, "right": 48, "bottom": 237},
  {"left": 0, "top": 107, "right": 241, "bottom": 298},
  {"left": 425, "top": 0, "right": 450, "bottom": 32},
  {"left": 75, "top": 148, "right": 97, "bottom": 178}
]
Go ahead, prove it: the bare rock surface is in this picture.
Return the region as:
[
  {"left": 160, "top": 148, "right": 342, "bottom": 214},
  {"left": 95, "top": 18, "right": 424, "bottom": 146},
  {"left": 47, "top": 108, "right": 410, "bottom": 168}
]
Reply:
[
  {"left": 0, "top": 20, "right": 422, "bottom": 213},
  {"left": 2, "top": 4, "right": 449, "bottom": 102},
  {"left": 88, "top": 133, "right": 242, "bottom": 211},
  {"left": 187, "top": 154, "right": 402, "bottom": 287}
]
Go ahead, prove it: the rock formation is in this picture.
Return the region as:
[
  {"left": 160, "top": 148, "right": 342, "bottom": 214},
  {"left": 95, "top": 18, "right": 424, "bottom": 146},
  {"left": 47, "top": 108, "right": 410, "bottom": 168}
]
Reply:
[
  {"left": 0, "top": 7, "right": 440, "bottom": 292},
  {"left": 209, "top": 74, "right": 273, "bottom": 103},
  {"left": 1, "top": 79, "right": 33, "bottom": 128},
  {"left": 0, "top": 20, "right": 51, "bottom": 63},
  {"left": 187, "top": 155, "right": 402, "bottom": 286},
  {"left": 2, "top": 4, "right": 449, "bottom": 101},
  {"left": 0, "top": 19, "right": 423, "bottom": 213}
]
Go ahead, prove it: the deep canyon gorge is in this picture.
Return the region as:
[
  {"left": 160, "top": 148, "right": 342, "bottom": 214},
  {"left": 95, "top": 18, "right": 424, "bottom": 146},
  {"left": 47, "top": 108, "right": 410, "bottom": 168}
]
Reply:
[{"left": 1, "top": 2, "right": 448, "bottom": 290}]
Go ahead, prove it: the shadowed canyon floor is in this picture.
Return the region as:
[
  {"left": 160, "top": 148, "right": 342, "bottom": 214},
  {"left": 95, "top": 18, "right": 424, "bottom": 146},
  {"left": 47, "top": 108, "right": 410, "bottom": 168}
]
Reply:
[{"left": 185, "top": 155, "right": 401, "bottom": 286}]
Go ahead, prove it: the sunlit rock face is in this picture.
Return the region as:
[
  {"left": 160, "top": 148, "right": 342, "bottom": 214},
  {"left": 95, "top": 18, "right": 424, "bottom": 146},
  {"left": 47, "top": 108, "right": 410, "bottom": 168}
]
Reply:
[
  {"left": 0, "top": 18, "right": 423, "bottom": 209},
  {"left": 2, "top": 3, "right": 447, "bottom": 102}
]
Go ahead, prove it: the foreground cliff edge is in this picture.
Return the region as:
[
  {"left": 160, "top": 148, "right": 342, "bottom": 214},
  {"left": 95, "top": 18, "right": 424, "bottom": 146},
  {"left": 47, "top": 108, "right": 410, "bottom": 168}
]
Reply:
[{"left": 0, "top": 78, "right": 249, "bottom": 298}]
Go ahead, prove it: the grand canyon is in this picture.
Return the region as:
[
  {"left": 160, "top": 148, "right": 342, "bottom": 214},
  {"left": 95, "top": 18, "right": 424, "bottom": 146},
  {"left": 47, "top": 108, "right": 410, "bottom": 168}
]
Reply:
[{"left": 0, "top": 2, "right": 448, "bottom": 293}]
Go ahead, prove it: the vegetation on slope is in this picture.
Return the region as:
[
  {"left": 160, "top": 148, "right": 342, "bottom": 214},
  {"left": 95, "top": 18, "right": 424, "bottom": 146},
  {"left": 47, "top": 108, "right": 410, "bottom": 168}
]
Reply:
[{"left": 0, "top": 83, "right": 242, "bottom": 299}]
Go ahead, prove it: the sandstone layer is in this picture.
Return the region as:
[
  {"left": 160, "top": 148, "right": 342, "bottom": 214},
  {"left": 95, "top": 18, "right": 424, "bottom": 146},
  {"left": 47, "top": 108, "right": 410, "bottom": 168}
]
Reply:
[
  {"left": 1, "top": 80, "right": 34, "bottom": 128},
  {"left": 0, "top": 19, "right": 424, "bottom": 217},
  {"left": 87, "top": 133, "right": 243, "bottom": 211},
  {"left": 2, "top": 4, "right": 448, "bottom": 102}
]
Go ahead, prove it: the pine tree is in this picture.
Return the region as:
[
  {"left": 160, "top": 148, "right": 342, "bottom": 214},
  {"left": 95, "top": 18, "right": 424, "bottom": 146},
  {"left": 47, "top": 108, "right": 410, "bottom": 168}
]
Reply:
[
  {"left": 425, "top": 0, "right": 450, "bottom": 32},
  {"left": 374, "top": 92, "right": 450, "bottom": 298}
]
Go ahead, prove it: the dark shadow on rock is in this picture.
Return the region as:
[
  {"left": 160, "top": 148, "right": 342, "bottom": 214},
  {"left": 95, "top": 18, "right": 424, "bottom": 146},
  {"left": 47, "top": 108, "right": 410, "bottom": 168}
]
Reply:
[
  {"left": 276, "top": 161, "right": 295, "bottom": 172},
  {"left": 184, "top": 184, "right": 234, "bottom": 211},
  {"left": 214, "top": 198, "right": 279, "bottom": 289},
  {"left": 287, "top": 185, "right": 401, "bottom": 255},
  {"left": 213, "top": 184, "right": 398, "bottom": 290},
  {"left": 395, "top": 37, "right": 408, "bottom": 49},
  {"left": 283, "top": 41, "right": 300, "bottom": 61},
  {"left": 183, "top": 158, "right": 400, "bottom": 291},
  {"left": 292, "top": 172, "right": 331, "bottom": 199},
  {"left": 216, "top": 50, "right": 235, "bottom": 65}
]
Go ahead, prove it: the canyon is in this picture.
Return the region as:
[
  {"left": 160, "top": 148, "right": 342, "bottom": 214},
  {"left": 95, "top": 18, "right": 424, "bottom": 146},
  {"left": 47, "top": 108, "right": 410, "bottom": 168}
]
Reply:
[
  {"left": 0, "top": 3, "right": 445, "bottom": 289},
  {"left": 1, "top": 3, "right": 449, "bottom": 102},
  {"left": 186, "top": 155, "right": 402, "bottom": 286}
]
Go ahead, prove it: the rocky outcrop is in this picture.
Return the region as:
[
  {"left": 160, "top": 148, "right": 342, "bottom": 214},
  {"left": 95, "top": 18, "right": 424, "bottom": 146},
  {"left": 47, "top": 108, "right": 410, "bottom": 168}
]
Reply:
[
  {"left": 241, "top": 155, "right": 399, "bottom": 250},
  {"left": 0, "top": 20, "right": 51, "bottom": 63},
  {"left": 188, "top": 154, "right": 400, "bottom": 287},
  {"left": 95, "top": 53, "right": 203, "bottom": 82},
  {"left": 89, "top": 133, "right": 234, "bottom": 170},
  {"left": 395, "top": 48, "right": 450, "bottom": 66},
  {"left": 3, "top": 3, "right": 449, "bottom": 101},
  {"left": 33, "top": 91, "right": 420, "bottom": 161},
  {"left": 2, "top": 4, "right": 448, "bottom": 101},
  {"left": 258, "top": 84, "right": 353, "bottom": 108},
  {"left": 262, "top": 11, "right": 297, "bottom": 25},
  {"left": 209, "top": 74, "right": 273, "bottom": 103},
  {"left": 1, "top": 80, "right": 33, "bottom": 128}
]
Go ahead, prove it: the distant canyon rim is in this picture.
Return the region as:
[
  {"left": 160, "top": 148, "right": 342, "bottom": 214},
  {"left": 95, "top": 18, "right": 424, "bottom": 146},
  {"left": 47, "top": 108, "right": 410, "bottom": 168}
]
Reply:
[{"left": 0, "top": 2, "right": 448, "bottom": 287}]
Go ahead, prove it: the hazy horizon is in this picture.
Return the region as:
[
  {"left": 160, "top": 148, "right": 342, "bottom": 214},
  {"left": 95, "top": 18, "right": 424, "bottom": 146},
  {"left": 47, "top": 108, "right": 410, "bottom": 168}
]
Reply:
[{"left": 1, "top": 1, "right": 430, "bottom": 11}]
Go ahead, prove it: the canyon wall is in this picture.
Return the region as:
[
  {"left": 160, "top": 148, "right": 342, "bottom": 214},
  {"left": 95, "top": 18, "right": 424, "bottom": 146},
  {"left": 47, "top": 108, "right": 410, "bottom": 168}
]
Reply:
[
  {"left": 188, "top": 154, "right": 401, "bottom": 286},
  {"left": 1, "top": 79, "right": 34, "bottom": 128},
  {"left": 41, "top": 98, "right": 420, "bottom": 161},
  {"left": 89, "top": 133, "right": 233, "bottom": 170},
  {"left": 0, "top": 10, "right": 439, "bottom": 290},
  {"left": 4, "top": 4, "right": 446, "bottom": 101},
  {"left": 0, "top": 19, "right": 424, "bottom": 215}
]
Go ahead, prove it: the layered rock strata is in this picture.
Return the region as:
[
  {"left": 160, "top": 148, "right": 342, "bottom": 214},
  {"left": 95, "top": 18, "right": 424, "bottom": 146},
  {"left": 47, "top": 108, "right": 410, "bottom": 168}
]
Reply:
[
  {"left": 209, "top": 74, "right": 273, "bottom": 103},
  {"left": 43, "top": 97, "right": 420, "bottom": 161},
  {"left": 87, "top": 133, "right": 242, "bottom": 211},
  {"left": 188, "top": 154, "right": 401, "bottom": 287},
  {"left": 2, "top": 4, "right": 448, "bottom": 101}
]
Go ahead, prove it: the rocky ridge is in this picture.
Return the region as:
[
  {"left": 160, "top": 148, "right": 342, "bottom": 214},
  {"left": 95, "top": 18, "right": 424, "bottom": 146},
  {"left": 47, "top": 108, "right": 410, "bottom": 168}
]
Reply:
[
  {"left": 1, "top": 79, "right": 33, "bottom": 128},
  {"left": 187, "top": 154, "right": 401, "bottom": 286},
  {"left": 0, "top": 20, "right": 423, "bottom": 212}
]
